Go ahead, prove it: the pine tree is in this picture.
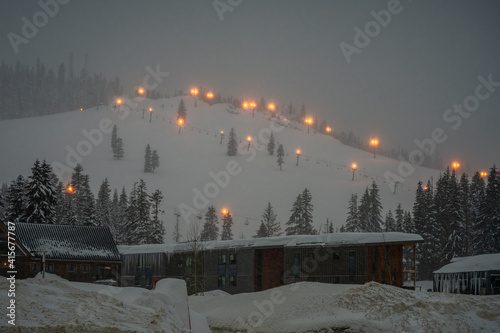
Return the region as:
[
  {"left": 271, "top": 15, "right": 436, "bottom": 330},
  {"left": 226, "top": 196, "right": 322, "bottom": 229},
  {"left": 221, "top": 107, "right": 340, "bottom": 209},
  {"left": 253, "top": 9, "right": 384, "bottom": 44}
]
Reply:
[
  {"left": 259, "top": 202, "right": 282, "bottom": 237},
  {"left": 267, "top": 132, "right": 275, "bottom": 155},
  {"left": 384, "top": 210, "right": 396, "bottom": 232},
  {"left": 200, "top": 205, "right": 219, "bottom": 241},
  {"left": 300, "top": 188, "right": 315, "bottom": 234},
  {"left": 79, "top": 175, "right": 96, "bottom": 226},
  {"left": 277, "top": 144, "right": 284, "bottom": 170},
  {"left": 111, "top": 124, "right": 118, "bottom": 152},
  {"left": 0, "top": 183, "right": 7, "bottom": 223},
  {"left": 254, "top": 222, "right": 267, "bottom": 238},
  {"left": 285, "top": 189, "right": 315, "bottom": 235},
  {"left": 286, "top": 193, "right": 302, "bottom": 235},
  {"left": 458, "top": 173, "right": 473, "bottom": 256},
  {"left": 394, "top": 203, "right": 404, "bottom": 232},
  {"left": 345, "top": 193, "right": 360, "bottom": 232},
  {"left": 477, "top": 165, "right": 500, "bottom": 254},
  {"left": 96, "top": 178, "right": 111, "bottom": 227},
  {"left": 115, "top": 187, "right": 129, "bottom": 244},
  {"left": 23, "top": 160, "right": 57, "bottom": 224},
  {"left": 124, "top": 180, "right": 151, "bottom": 245},
  {"left": 151, "top": 150, "right": 159, "bottom": 172},
  {"left": 144, "top": 144, "right": 153, "bottom": 173},
  {"left": 227, "top": 128, "right": 237, "bottom": 156},
  {"left": 149, "top": 189, "right": 165, "bottom": 244},
  {"left": 368, "top": 181, "right": 383, "bottom": 232},
  {"left": 109, "top": 188, "right": 120, "bottom": 241},
  {"left": 358, "top": 188, "right": 371, "bottom": 232},
  {"left": 114, "top": 137, "right": 124, "bottom": 160},
  {"left": 177, "top": 99, "right": 187, "bottom": 120},
  {"left": 469, "top": 171, "right": 486, "bottom": 254},
  {"left": 221, "top": 212, "right": 234, "bottom": 240},
  {"left": 5, "top": 175, "right": 27, "bottom": 222}
]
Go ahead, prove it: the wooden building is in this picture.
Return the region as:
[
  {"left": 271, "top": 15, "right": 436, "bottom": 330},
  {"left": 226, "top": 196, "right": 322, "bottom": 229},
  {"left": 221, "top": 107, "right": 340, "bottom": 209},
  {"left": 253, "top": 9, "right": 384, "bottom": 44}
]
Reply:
[
  {"left": 120, "top": 232, "right": 422, "bottom": 294},
  {"left": 433, "top": 253, "right": 500, "bottom": 295},
  {"left": 0, "top": 222, "right": 121, "bottom": 285}
]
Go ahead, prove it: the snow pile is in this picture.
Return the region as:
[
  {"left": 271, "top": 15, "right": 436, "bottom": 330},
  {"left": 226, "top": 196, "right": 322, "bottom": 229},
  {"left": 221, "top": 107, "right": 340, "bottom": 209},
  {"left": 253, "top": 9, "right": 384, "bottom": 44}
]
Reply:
[
  {"left": 189, "top": 281, "right": 500, "bottom": 332},
  {"left": 0, "top": 274, "right": 210, "bottom": 332}
]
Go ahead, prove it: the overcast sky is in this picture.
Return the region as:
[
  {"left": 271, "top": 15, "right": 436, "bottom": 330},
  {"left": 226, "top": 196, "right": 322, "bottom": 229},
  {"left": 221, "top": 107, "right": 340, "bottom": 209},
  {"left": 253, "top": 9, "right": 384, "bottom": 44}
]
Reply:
[{"left": 1, "top": 0, "right": 499, "bottom": 172}]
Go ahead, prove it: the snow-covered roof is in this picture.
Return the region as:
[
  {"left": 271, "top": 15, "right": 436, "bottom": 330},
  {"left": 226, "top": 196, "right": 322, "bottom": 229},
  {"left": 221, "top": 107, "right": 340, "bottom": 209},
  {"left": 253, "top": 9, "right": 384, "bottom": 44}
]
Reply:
[
  {"left": 433, "top": 253, "right": 500, "bottom": 274},
  {"left": 12, "top": 222, "right": 121, "bottom": 261},
  {"left": 119, "top": 232, "right": 423, "bottom": 255}
]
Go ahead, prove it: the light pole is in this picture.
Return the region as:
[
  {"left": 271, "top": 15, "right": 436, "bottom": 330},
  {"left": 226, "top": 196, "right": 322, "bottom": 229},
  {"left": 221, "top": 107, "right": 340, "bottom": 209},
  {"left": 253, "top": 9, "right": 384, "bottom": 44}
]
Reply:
[
  {"left": 250, "top": 102, "right": 256, "bottom": 118},
  {"left": 116, "top": 99, "right": 122, "bottom": 111},
  {"left": 247, "top": 136, "right": 252, "bottom": 151},
  {"left": 220, "top": 130, "right": 224, "bottom": 144},
  {"left": 351, "top": 163, "right": 357, "bottom": 181},
  {"left": 370, "top": 139, "right": 379, "bottom": 158},
  {"left": 191, "top": 88, "right": 199, "bottom": 97},
  {"left": 452, "top": 161, "right": 460, "bottom": 170},
  {"left": 178, "top": 118, "right": 184, "bottom": 133},
  {"left": 296, "top": 149, "right": 301, "bottom": 166},
  {"left": 206, "top": 92, "right": 214, "bottom": 104},
  {"left": 149, "top": 107, "right": 153, "bottom": 123},
  {"left": 305, "top": 118, "right": 313, "bottom": 134}
]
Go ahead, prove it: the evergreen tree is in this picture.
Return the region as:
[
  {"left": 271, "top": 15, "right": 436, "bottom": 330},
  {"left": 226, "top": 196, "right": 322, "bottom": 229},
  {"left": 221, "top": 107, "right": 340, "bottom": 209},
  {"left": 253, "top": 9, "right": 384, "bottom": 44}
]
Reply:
[
  {"left": 109, "top": 188, "right": 120, "bottom": 241},
  {"left": 254, "top": 222, "right": 267, "bottom": 238},
  {"left": 79, "top": 175, "right": 96, "bottom": 226},
  {"left": 403, "top": 211, "right": 414, "bottom": 234},
  {"left": 344, "top": 193, "right": 360, "bottom": 232},
  {"left": 277, "top": 144, "right": 284, "bottom": 170},
  {"left": 5, "top": 175, "right": 27, "bottom": 222},
  {"left": 358, "top": 188, "right": 371, "bottom": 232},
  {"left": 114, "top": 137, "right": 124, "bottom": 160},
  {"left": 23, "top": 160, "right": 57, "bottom": 224},
  {"left": 151, "top": 150, "right": 159, "bottom": 172},
  {"left": 111, "top": 124, "right": 118, "bottom": 152},
  {"left": 258, "top": 202, "right": 282, "bottom": 237},
  {"left": 227, "top": 128, "right": 237, "bottom": 156},
  {"left": 286, "top": 193, "right": 302, "bottom": 235},
  {"left": 115, "top": 187, "right": 129, "bottom": 244},
  {"left": 200, "top": 205, "right": 219, "bottom": 241},
  {"left": 177, "top": 99, "right": 186, "bottom": 120},
  {"left": 368, "top": 181, "right": 383, "bottom": 232},
  {"left": 124, "top": 180, "right": 150, "bottom": 244},
  {"left": 267, "top": 132, "right": 276, "bottom": 155},
  {"left": 477, "top": 165, "right": 500, "bottom": 254},
  {"left": 0, "top": 183, "right": 7, "bottom": 223},
  {"left": 458, "top": 173, "right": 473, "bottom": 256},
  {"left": 144, "top": 144, "right": 153, "bottom": 173},
  {"left": 96, "top": 178, "right": 111, "bottom": 227},
  {"left": 285, "top": 189, "right": 315, "bottom": 235},
  {"left": 469, "top": 171, "right": 486, "bottom": 254},
  {"left": 394, "top": 203, "right": 404, "bottom": 232},
  {"left": 384, "top": 210, "right": 396, "bottom": 232},
  {"left": 149, "top": 189, "right": 165, "bottom": 244},
  {"left": 221, "top": 211, "right": 234, "bottom": 240},
  {"left": 300, "top": 188, "right": 315, "bottom": 234}
]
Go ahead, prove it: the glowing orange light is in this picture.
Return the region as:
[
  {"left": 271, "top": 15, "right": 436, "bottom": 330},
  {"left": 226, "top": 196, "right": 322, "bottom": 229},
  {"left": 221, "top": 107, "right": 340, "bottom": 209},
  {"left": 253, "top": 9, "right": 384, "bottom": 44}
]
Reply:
[
  {"left": 370, "top": 139, "right": 379, "bottom": 146},
  {"left": 247, "top": 136, "right": 252, "bottom": 142},
  {"left": 250, "top": 101, "right": 256, "bottom": 108},
  {"left": 190, "top": 88, "right": 198, "bottom": 96},
  {"left": 452, "top": 162, "right": 460, "bottom": 169},
  {"left": 305, "top": 118, "right": 313, "bottom": 125},
  {"left": 480, "top": 171, "right": 488, "bottom": 177},
  {"left": 138, "top": 88, "right": 144, "bottom": 95},
  {"left": 222, "top": 208, "right": 229, "bottom": 216},
  {"left": 116, "top": 99, "right": 122, "bottom": 105},
  {"left": 67, "top": 185, "right": 74, "bottom": 193},
  {"left": 220, "top": 130, "right": 224, "bottom": 134},
  {"left": 326, "top": 126, "right": 332, "bottom": 133},
  {"left": 296, "top": 149, "right": 301, "bottom": 155},
  {"left": 178, "top": 118, "right": 184, "bottom": 125},
  {"left": 80, "top": 108, "right": 83, "bottom": 111},
  {"left": 424, "top": 186, "right": 429, "bottom": 190},
  {"left": 206, "top": 92, "right": 214, "bottom": 99},
  {"left": 149, "top": 107, "right": 153, "bottom": 112},
  {"left": 352, "top": 163, "right": 357, "bottom": 169},
  {"left": 268, "top": 103, "right": 275, "bottom": 111},
  {"left": 242, "top": 101, "right": 249, "bottom": 109}
]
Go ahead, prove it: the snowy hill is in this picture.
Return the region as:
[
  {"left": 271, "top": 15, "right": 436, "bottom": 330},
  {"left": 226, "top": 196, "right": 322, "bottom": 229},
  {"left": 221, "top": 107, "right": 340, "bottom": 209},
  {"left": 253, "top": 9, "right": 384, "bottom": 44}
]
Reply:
[{"left": 0, "top": 96, "right": 441, "bottom": 240}]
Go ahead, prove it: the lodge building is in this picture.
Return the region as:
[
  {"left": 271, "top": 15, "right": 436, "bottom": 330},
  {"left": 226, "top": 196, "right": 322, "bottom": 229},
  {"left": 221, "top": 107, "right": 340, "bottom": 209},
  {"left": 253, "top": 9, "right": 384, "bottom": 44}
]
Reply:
[{"left": 119, "top": 232, "right": 423, "bottom": 294}]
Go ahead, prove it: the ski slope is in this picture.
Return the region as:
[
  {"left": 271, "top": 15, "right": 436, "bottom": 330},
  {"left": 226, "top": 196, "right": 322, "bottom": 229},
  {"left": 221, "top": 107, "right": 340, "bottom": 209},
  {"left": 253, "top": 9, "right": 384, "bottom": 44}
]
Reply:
[{"left": 0, "top": 96, "right": 441, "bottom": 240}]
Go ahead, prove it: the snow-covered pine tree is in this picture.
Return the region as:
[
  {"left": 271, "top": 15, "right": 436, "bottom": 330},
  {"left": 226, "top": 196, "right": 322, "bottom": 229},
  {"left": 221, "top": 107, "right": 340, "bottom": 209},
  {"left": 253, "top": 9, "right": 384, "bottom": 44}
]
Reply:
[
  {"left": 144, "top": 144, "right": 153, "bottom": 173},
  {"left": 227, "top": 128, "right": 237, "bottom": 156},
  {"left": 384, "top": 210, "right": 395, "bottom": 232},
  {"left": 469, "top": 171, "right": 486, "bottom": 254},
  {"left": 260, "top": 202, "right": 282, "bottom": 237},
  {"left": 124, "top": 180, "right": 150, "bottom": 245},
  {"left": 368, "top": 181, "right": 383, "bottom": 232},
  {"left": 96, "top": 178, "right": 111, "bottom": 228},
  {"left": 109, "top": 188, "right": 120, "bottom": 241},
  {"left": 254, "top": 222, "right": 267, "bottom": 238},
  {"left": 151, "top": 150, "right": 159, "bottom": 172},
  {"left": 445, "top": 169, "right": 464, "bottom": 259},
  {"left": 477, "top": 165, "right": 500, "bottom": 254},
  {"left": 357, "top": 188, "right": 371, "bottom": 232},
  {"left": 394, "top": 203, "right": 404, "bottom": 232},
  {"left": 200, "top": 205, "right": 219, "bottom": 241},
  {"left": 267, "top": 132, "right": 276, "bottom": 155},
  {"left": 149, "top": 189, "right": 165, "bottom": 244},
  {"left": 5, "top": 175, "right": 27, "bottom": 222},
  {"left": 177, "top": 99, "right": 187, "bottom": 120},
  {"left": 286, "top": 193, "right": 303, "bottom": 235},
  {"left": 114, "top": 137, "right": 124, "bottom": 160},
  {"left": 277, "top": 144, "right": 284, "bottom": 170},
  {"left": 23, "top": 160, "right": 57, "bottom": 224},
  {"left": 115, "top": 187, "right": 129, "bottom": 244},
  {"left": 79, "top": 175, "right": 96, "bottom": 226},
  {"left": 300, "top": 188, "right": 316, "bottom": 235},
  {"left": 221, "top": 211, "right": 234, "bottom": 240},
  {"left": 458, "top": 172, "right": 473, "bottom": 256},
  {"left": 344, "top": 193, "right": 360, "bottom": 232},
  {"left": 111, "top": 124, "right": 118, "bottom": 152}
]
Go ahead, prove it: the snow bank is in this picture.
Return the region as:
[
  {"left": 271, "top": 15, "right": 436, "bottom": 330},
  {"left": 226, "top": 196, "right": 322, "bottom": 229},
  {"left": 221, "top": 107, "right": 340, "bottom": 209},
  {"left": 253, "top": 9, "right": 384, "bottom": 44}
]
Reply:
[
  {"left": 0, "top": 275, "right": 209, "bottom": 332},
  {"left": 189, "top": 281, "right": 500, "bottom": 332}
]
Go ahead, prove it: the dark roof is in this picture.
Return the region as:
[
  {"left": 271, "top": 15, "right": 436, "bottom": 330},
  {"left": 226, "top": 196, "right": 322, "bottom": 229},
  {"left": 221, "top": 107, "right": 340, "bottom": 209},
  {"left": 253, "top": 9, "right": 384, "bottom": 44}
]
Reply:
[{"left": 13, "top": 223, "right": 121, "bottom": 262}]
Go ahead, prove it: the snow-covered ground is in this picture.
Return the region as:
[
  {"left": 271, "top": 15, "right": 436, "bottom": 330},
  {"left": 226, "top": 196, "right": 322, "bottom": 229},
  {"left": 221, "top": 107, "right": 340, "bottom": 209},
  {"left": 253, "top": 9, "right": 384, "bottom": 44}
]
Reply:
[
  {"left": 0, "top": 97, "right": 442, "bottom": 240},
  {"left": 0, "top": 273, "right": 210, "bottom": 332},
  {"left": 190, "top": 281, "right": 500, "bottom": 332}
]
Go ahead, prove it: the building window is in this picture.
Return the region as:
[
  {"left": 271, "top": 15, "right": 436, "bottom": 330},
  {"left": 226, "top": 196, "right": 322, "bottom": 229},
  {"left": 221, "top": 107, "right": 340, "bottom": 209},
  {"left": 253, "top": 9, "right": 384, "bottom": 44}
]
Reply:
[
  {"left": 218, "top": 276, "right": 226, "bottom": 287},
  {"left": 230, "top": 275, "right": 237, "bottom": 287},
  {"left": 46, "top": 263, "right": 54, "bottom": 272},
  {"left": 186, "top": 257, "right": 193, "bottom": 267},
  {"left": 81, "top": 264, "right": 90, "bottom": 273},
  {"left": 67, "top": 264, "right": 76, "bottom": 272},
  {"left": 30, "top": 262, "right": 39, "bottom": 271},
  {"left": 218, "top": 254, "right": 226, "bottom": 265},
  {"left": 177, "top": 259, "right": 184, "bottom": 268},
  {"left": 230, "top": 253, "right": 236, "bottom": 264}
]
